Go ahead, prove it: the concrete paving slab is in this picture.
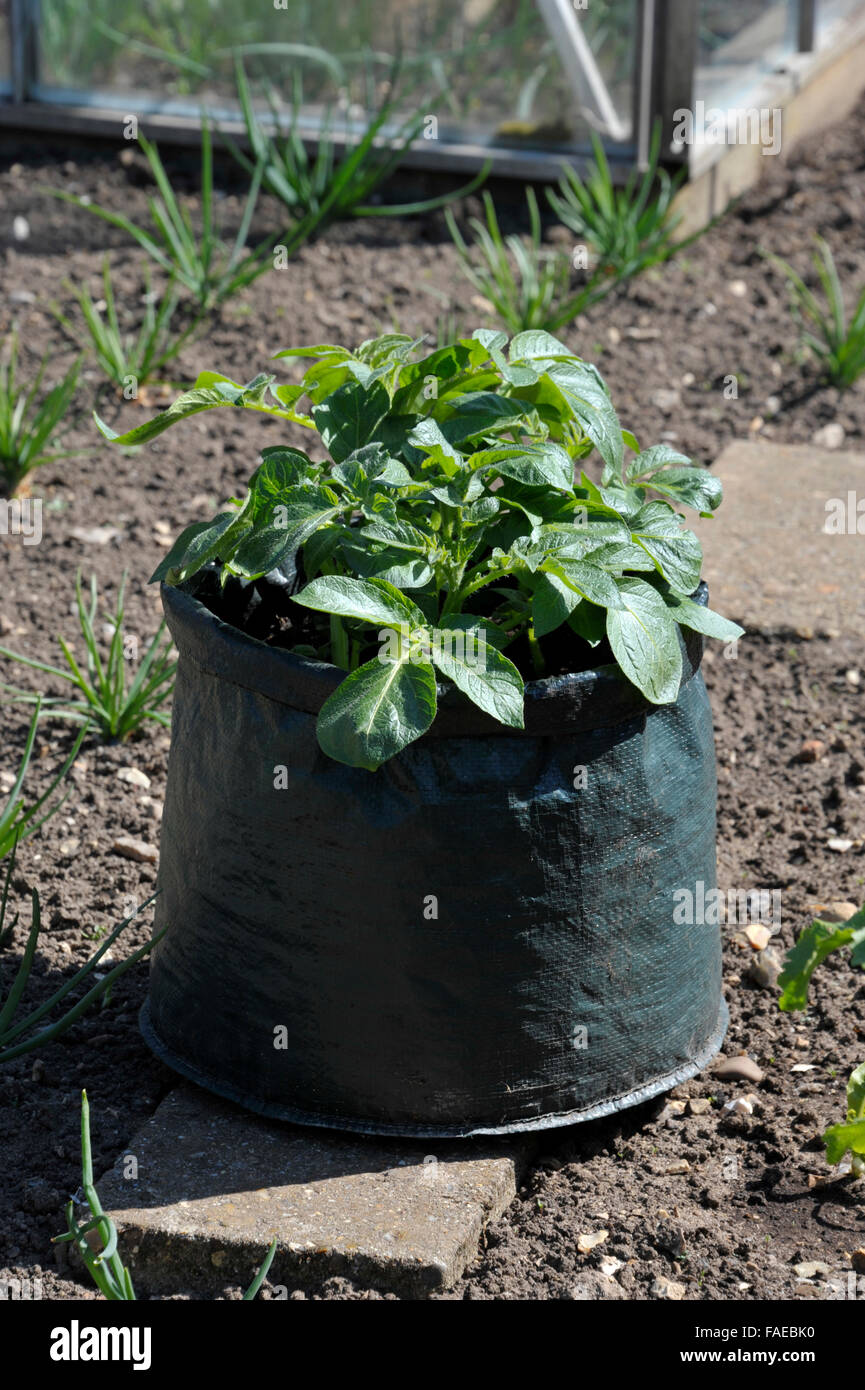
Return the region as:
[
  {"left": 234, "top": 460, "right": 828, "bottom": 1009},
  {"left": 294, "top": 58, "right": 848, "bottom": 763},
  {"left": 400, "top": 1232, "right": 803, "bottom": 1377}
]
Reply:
[
  {"left": 98, "top": 1084, "right": 529, "bottom": 1297},
  {"left": 693, "top": 439, "right": 865, "bottom": 637}
]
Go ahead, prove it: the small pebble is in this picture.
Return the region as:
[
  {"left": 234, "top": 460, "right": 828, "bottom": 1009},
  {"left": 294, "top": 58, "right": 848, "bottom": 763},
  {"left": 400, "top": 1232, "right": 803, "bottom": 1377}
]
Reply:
[
  {"left": 651, "top": 1276, "right": 686, "bottom": 1300},
  {"left": 714, "top": 1055, "right": 764, "bottom": 1083},
  {"left": 12, "top": 216, "right": 30, "bottom": 241},
  {"left": 116, "top": 767, "right": 151, "bottom": 790},
  {"left": 687, "top": 1097, "right": 711, "bottom": 1116},
  {"left": 827, "top": 837, "right": 854, "bottom": 853},
  {"left": 797, "top": 738, "right": 825, "bottom": 763},
  {"left": 577, "top": 1230, "right": 608, "bottom": 1254},
  {"left": 744, "top": 946, "right": 783, "bottom": 990},
  {"left": 812, "top": 422, "right": 845, "bottom": 450},
  {"left": 111, "top": 835, "right": 158, "bottom": 864}
]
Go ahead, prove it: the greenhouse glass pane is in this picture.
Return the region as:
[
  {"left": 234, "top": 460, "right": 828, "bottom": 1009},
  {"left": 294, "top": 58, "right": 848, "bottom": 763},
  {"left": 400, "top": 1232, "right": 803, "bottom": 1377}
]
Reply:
[
  {"left": 816, "top": 0, "right": 865, "bottom": 42},
  {"left": 697, "top": 1, "right": 798, "bottom": 106},
  {"left": 35, "top": 0, "right": 636, "bottom": 151}
]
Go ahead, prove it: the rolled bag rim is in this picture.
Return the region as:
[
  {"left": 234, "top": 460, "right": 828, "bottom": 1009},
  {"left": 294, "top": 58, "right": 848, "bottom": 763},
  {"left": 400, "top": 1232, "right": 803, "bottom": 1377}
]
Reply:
[
  {"left": 160, "top": 576, "right": 710, "bottom": 737},
  {"left": 140, "top": 995, "right": 729, "bottom": 1139}
]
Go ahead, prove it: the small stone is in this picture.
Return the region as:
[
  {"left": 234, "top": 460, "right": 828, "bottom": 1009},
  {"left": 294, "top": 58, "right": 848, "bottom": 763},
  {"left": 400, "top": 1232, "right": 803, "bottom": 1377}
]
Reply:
[
  {"left": 687, "top": 1097, "right": 711, "bottom": 1116},
  {"left": 31, "top": 1058, "right": 46, "bottom": 1084},
  {"left": 12, "top": 216, "right": 30, "bottom": 241},
  {"left": 607, "top": 326, "right": 621, "bottom": 345},
  {"left": 724, "top": 1097, "right": 754, "bottom": 1116},
  {"left": 58, "top": 941, "right": 72, "bottom": 954},
  {"left": 728, "top": 278, "right": 748, "bottom": 298},
  {"left": 651, "top": 388, "right": 681, "bottom": 414},
  {"left": 58, "top": 837, "right": 80, "bottom": 859},
  {"left": 744, "top": 923, "right": 772, "bottom": 950},
  {"left": 764, "top": 395, "right": 781, "bottom": 416},
  {"left": 745, "top": 946, "right": 783, "bottom": 990},
  {"left": 9, "top": 289, "right": 35, "bottom": 305},
  {"left": 797, "top": 739, "right": 826, "bottom": 763},
  {"left": 116, "top": 767, "right": 152, "bottom": 790},
  {"left": 791, "top": 1063, "right": 816, "bottom": 1072},
  {"left": 70, "top": 526, "right": 123, "bottom": 546},
  {"left": 651, "top": 1275, "right": 686, "bottom": 1300},
  {"left": 656, "top": 1220, "right": 686, "bottom": 1255},
  {"left": 599, "top": 1258, "right": 623, "bottom": 1278},
  {"left": 577, "top": 1230, "right": 608, "bottom": 1254},
  {"left": 111, "top": 835, "right": 158, "bottom": 864},
  {"left": 846, "top": 669, "right": 861, "bottom": 687},
  {"left": 664, "top": 1160, "right": 690, "bottom": 1175},
  {"left": 681, "top": 371, "right": 695, "bottom": 386},
  {"left": 817, "top": 902, "right": 859, "bottom": 923},
  {"left": 793, "top": 1260, "right": 830, "bottom": 1279},
  {"left": 827, "top": 838, "right": 854, "bottom": 853},
  {"left": 812, "top": 422, "right": 844, "bottom": 450},
  {"left": 794, "top": 1035, "right": 810, "bottom": 1050},
  {"left": 713, "top": 1055, "right": 764, "bottom": 1084}
]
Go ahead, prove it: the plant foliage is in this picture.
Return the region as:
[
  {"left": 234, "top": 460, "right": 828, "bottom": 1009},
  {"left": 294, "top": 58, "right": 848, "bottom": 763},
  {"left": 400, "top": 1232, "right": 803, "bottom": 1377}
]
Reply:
[
  {"left": 547, "top": 122, "right": 683, "bottom": 281},
  {"left": 0, "top": 851, "right": 160, "bottom": 1064},
  {"left": 98, "top": 329, "right": 742, "bottom": 769},
  {"left": 778, "top": 904, "right": 865, "bottom": 1174},
  {"left": 0, "top": 334, "right": 81, "bottom": 496},
  {"left": 0, "top": 572, "right": 176, "bottom": 742},
  {"left": 768, "top": 235, "right": 865, "bottom": 389}
]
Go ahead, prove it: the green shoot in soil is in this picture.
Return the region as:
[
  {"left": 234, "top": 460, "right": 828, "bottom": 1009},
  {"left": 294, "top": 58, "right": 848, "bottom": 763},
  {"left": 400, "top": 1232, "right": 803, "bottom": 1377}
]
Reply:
[{"left": 0, "top": 572, "right": 176, "bottom": 742}]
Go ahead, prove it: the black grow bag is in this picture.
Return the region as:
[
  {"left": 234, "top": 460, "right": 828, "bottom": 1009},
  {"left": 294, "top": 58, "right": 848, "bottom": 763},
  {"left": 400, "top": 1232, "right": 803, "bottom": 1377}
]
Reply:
[{"left": 141, "top": 577, "right": 727, "bottom": 1137}]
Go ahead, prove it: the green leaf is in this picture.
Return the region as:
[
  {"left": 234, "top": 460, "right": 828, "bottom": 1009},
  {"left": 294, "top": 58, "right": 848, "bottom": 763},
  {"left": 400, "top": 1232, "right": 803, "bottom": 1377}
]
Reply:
[
  {"left": 149, "top": 513, "right": 238, "bottom": 584},
  {"left": 431, "top": 627, "right": 524, "bottom": 727},
  {"left": 568, "top": 599, "right": 606, "bottom": 646},
  {"left": 471, "top": 442, "right": 574, "bottom": 492},
  {"left": 437, "top": 392, "right": 527, "bottom": 442},
  {"left": 778, "top": 913, "right": 865, "bottom": 1012},
  {"left": 649, "top": 468, "right": 723, "bottom": 515},
  {"left": 848, "top": 1060, "right": 865, "bottom": 1121},
  {"left": 508, "top": 330, "right": 571, "bottom": 361},
  {"left": 624, "top": 443, "right": 690, "bottom": 482},
  {"left": 662, "top": 592, "right": 745, "bottom": 642},
  {"left": 94, "top": 377, "right": 284, "bottom": 446},
  {"left": 630, "top": 501, "right": 703, "bottom": 595},
  {"left": 543, "top": 360, "right": 624, "bottom": 477},
  {"left": 231, "top": 488, "right": 340, "bottom": 577},
  {"left": 294, "top": 575, "right": 425, "bottom": 630},
  {"left": 605, "top": 577, "right": 683, "bottom": 704},
  {"left": 311, "top": 380, "right": 390, "bottom": 463},
  {"left": 316, "top": 654, "right": 437, "bottom": 770},
  {"left": 532, "top": 570, "right": 581, "bottom": 638},
  {"left": 543, "top": 557, "right": 622, "bottom": 610},
  {"left": 407, "top": 418, "right": 462, "bottom": 475},
  {"left": 824, "top": 1118, "right": 865, "bottom": 1165}
]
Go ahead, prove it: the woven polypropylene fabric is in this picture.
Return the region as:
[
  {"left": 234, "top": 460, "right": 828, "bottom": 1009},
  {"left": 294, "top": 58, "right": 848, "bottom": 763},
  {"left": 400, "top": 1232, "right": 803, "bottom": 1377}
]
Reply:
[{"left": 143, "top": 581, "right": 726, "bottom": 1137}]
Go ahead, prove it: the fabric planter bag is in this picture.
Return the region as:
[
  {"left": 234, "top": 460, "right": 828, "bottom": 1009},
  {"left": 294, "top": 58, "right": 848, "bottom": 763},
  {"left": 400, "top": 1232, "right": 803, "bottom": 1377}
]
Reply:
[{"left": 140, "top": 575, "right": 728, "bottom": 1138}]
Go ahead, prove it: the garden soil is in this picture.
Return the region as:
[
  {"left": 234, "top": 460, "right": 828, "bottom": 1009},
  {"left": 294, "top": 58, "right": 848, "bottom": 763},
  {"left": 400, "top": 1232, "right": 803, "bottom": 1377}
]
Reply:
[{"left": 1, "top": 92, "right": 864, "bottom": 1300}]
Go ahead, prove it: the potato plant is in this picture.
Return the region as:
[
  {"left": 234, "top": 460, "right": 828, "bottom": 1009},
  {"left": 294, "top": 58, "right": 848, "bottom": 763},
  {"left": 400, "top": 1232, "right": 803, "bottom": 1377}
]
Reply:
[{"left": 98, "top": 329, "right": 743, "bottom": 769}]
